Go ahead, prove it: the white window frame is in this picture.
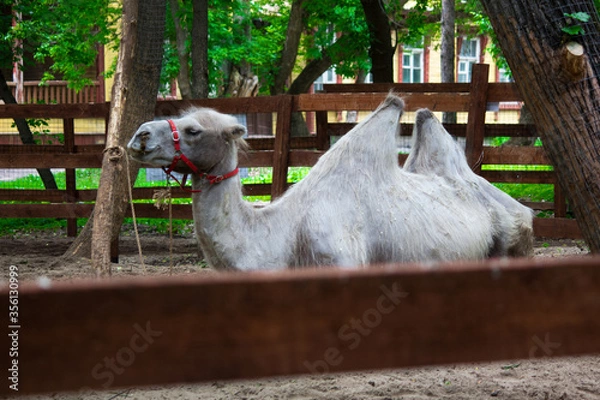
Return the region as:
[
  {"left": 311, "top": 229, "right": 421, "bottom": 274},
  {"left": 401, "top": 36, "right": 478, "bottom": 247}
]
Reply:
[
  {"left": 457, "top": 37, "right": 480, "bottom": 83},
  {"left": 402, "top": 43, "right": 424, "bottom": 83}
]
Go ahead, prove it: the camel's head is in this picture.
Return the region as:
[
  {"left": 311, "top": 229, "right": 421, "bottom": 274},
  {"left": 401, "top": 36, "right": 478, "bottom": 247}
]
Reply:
[{"left": 127, "top": 108, "right": 247, "bottom": 174}]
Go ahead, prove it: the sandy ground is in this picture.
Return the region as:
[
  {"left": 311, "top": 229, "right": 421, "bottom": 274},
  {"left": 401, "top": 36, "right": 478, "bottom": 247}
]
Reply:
[{"left": 1, "top": 228, "right": 598, "bottom": 400}]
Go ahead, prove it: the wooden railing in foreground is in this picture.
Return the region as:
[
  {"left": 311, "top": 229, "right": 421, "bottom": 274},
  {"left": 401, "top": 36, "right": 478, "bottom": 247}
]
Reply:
[
  {"left": 0, "top": 64, "right": 582, "bottom": 239},
  {"left": 3, "top": 255, "right": 600, "bottom": 395}
]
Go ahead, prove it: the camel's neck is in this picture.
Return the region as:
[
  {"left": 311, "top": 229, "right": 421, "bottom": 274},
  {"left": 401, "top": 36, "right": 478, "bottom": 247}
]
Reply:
[{"left": 191, "top": 172, "right": 251, "bottom": 268}]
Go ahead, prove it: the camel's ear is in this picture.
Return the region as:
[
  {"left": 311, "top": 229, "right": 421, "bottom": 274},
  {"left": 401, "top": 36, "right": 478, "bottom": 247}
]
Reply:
[{"left": 223, "top": 124, "right": 247, "bottom": 141}]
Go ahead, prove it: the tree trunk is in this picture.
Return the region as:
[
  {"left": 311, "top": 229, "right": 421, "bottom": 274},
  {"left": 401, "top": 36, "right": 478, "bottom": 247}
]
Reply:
[
  {"left": 0, "top": 70, "right": 58, "bottom": 190},
  {"left": 440, "top": 0, "right": 456, "bottom": 124},
  {"left": 190, "top": 0, "right": 209, "bottom": 98},
  {"left": 64, "top": 0, "right": 166, "bottom": 271},
  {"left": 360, "top": 0, "right": 394, "bottom": 83},
  {"left": 480, "top": 0, "right": 600, "bottom": 252},
  {"left": 503, "top": 104, "right": 536, "bottom": 146},
  {"left": 271, "top": 0, "right": 305, "bottom": 95},
  {"left": 170, "top": 0, "right": 193, "bottom": 99}
]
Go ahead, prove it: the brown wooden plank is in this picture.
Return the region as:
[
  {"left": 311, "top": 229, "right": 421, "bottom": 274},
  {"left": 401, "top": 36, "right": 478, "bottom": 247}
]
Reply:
[
  {"left": 483, "top": 146, "right": 550, "bottom": 165},
  {"left": 484, "top": 124, "right": 537, "bottom": 138},
  {"left": 295, "top": 93, "right": 470, "bottom": 113},
  {"left": 487, "top": 83, "right": 523, "bottom": 102},
  {"left": 288, "top": 149, "right": 324, "bottom": 167},
  {"left": 239, "top": 150, "right": 274, "bottom": 168},
  {"left": 315, "top": 111, "right": 330, "bottom": 150},
  {"left": 271, "top": 95, "right": 294, "bottom": 198},
  {"left": 246, "top": 136, "right": 317, "bottom": 151},
  {"left": 522, "top": 201, "right": 555, "bottom": 211},
  {"left": 5, "top": 255, "right": 600, "bottom": 395},
  {"left": 553, "top": 181, "right": 568, "bottom": 219},
  {"left": 0, "top": 102, "right": 109, "bottom": 118},
  {"left": 323, "top": 82, "right": 523, "bottom": 106},
  {"left": 0, "top": 153, "right": 103, "bottom": 168},
  {"left": 480, "top": 170, "right": 555, "bottom": 184},
  {"left": 465, "top": 64, "right": 490, "bottom": 172},
  {"left": 0, "top": 203, "right": 95, "bottom": 218},
  {"left": 0, "top": 189, "right": 67, "bottom": 202},
  {"left": 533, "top": 217, "right": 582, "bottom": 239},
  {"left": 323, "top": 82, "right": 472, "bottom": 93},
  {"left": 154, "top": 95, "right": 285, "bottom": 116}
]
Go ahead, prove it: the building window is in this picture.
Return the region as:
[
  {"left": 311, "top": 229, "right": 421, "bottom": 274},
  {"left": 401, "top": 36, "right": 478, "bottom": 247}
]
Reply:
[
  {"left": 457, "top": 37, "right": 480, "bottom": 83},
  {"left": 313, "top": 68, "right": 336, "bottom": 93},
  {"left": 402, "top": 46, "right": 424, "bottom": 83},
  {"left": 498, "top": 67, "right": 513, "bottom": 82}
]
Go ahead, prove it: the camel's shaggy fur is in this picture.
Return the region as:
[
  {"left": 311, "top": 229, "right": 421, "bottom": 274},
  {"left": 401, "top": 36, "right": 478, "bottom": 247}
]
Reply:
[{"left": 128, "top": 94, "right": 533, "bottom": 271}]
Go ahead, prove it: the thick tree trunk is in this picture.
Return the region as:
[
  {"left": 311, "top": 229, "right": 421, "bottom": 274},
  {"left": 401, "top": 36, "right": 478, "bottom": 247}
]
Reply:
[
  {"left": 64, "top": 0, "right": 166, "bottom": 271},
  {"left": 191, "top": 0, "right": 209, "bottom": 98},
  {"left": 440, "top": 0, "right": 456, "bottom": 124},
  {"left": 480, "top": 0, "right": 600, "bottom": 252},
  {"left": 170, "top": 0, "right": 193, "bottom": 99},
  {"left": 360, "top": 0, "right": 394, "bottom": 83},
  {"left": 0, "top": 70, "right": 58, "bottom": 190},
  {"left": 271, "top": 0, "right": 305, "bottom": 95}
]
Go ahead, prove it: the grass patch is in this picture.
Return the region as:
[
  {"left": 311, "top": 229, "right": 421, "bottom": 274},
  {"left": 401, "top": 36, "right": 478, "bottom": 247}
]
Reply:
[{"left": 492, "top": 183, "right": 554, "bottom": 202}]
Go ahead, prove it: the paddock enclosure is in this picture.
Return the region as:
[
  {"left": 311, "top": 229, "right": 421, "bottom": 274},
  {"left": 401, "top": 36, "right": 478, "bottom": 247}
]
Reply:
[
  {"left": 2, "top": 64, "right": 599, "bottom": 395},
  {"left": 0, "top": 64, "right": 580, "bottom": 239}
]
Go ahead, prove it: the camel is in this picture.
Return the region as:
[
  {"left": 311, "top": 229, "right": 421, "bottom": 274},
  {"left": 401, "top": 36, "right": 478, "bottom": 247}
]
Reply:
[
  {"left": 404, "top": 108, "right": 534, "bottom": 257},
  {"left": 127, "top": 94, "right": 532, "bottom": 271}
]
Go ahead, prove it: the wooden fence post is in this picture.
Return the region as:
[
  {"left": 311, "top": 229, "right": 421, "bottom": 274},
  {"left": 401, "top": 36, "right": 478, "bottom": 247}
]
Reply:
[
  {"left": 554, "top": 179, "right": 567, "bottom": 218},
  {"left": 271, "top": 95, "right": 293, "bottom": 199},
  {"left": 315, "top": 111, "right": 330, "bottom": 151},
  {"left": 465, "top": 64, "right": 490, "bottom": 174},
  {"left": 63, "top": 117, "right": 77, "bottom": 237}
]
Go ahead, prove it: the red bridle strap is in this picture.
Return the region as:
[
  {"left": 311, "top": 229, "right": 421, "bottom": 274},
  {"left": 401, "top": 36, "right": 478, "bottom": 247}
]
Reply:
[{"left": 162, "top": 119, "right": 239, "bottom": 193}]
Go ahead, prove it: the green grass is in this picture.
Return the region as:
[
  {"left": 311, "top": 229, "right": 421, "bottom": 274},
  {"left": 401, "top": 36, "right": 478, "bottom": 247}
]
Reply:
[{"left": 492, "top": 183, "right": 554, "bottom": 202}]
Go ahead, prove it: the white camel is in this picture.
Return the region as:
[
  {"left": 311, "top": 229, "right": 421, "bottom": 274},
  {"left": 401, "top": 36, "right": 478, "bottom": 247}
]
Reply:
[{"left": 127, "top": 94, "right": 533, "bottom": 271}]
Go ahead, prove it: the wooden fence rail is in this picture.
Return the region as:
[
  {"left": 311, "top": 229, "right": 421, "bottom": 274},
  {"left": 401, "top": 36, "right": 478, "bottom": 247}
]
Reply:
[
  {"left": 0, "top": 64, "right": 581, "bottom": 239},
  {"left": 2, "top": 255, "right": 600, "bottom": 395}
]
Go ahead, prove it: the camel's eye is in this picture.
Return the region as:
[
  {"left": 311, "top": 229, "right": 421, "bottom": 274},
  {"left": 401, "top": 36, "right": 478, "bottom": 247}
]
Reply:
[{"left": 186, "top": 128, "right": 202, "bottom": 136}]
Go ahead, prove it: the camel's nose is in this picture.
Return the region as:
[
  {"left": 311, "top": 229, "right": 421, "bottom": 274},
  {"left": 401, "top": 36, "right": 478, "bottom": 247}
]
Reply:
[{"left": 127, "top": 131, "right": 150, "bottom": 154}]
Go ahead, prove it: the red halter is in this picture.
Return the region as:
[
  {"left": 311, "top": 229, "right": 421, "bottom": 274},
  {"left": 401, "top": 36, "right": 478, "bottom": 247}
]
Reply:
[{"left": 162, "top": 119, "right": 239, "bottom": 193}]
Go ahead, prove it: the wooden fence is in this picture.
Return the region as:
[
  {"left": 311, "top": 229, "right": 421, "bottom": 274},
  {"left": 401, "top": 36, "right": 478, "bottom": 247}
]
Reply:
[
  {"left": 6, "top": 80, "right": 102, "bottom": 104},
  {"left": 0, "top": 64, "right": 581, "bottom": 239},
  {"left": 3, "top": 254, "right": 600, "bottom": 395}
]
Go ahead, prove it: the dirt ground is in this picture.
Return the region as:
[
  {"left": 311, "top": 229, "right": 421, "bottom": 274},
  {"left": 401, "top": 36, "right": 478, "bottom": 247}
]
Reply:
[{"left": 1, "top": 228, "right": 598, "bottom": 400}]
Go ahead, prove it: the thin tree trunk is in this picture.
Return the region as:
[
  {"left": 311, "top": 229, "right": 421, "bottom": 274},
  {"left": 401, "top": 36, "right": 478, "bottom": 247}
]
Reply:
[
  {"left": 64, "top": 0, "right": 166, "bottom": 271},
  {"left": 271, "top": 0, "right": 305, "bottom": 95},
  {"left": 480, "top": 0, "right": 600, "bottom": 252},
  {"left": 441, "top": 0, "right": 456, "bottom": 124},
  {"left": 170, "top": 0, "right": 193, "bottom": 99},
  {"left": 191, "top": 0, "right": 208, "bottom": 98},
  {"left": 360, "top": 0, "right": 394, "bottom": 83},
  {"left": 0, "top": 70, "right": 58, "bottom": 190}
]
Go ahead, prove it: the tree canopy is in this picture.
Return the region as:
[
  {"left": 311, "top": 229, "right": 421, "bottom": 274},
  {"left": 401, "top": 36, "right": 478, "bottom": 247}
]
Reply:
[
  {"left": 1, "top": 0, "right": 565, "bottom": 97},
  {"left": 1, "top": 0, "right": 121, "bottom": 91}
]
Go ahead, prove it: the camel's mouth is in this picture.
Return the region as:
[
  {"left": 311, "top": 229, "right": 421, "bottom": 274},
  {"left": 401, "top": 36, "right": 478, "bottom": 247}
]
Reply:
[{"left": 128, "top": 145, "right": 159, "bottom": 158}]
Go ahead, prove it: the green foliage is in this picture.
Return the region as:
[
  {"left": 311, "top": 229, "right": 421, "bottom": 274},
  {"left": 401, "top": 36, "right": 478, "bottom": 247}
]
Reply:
[
  {"left": 562, "top": 12, "right": 591, "bottom": 36},
  {"left": 4, "top": 0, "right": 121, "bottom": 91}
]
